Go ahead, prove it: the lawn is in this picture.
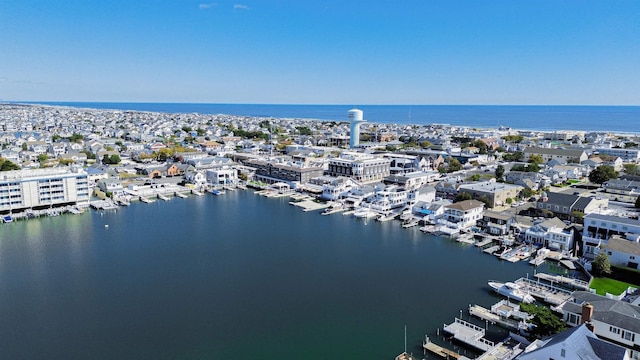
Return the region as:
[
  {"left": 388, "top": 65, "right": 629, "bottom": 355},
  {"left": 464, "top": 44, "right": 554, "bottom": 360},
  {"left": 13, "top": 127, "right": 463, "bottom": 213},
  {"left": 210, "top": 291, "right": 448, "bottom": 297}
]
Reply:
[{"left": 590, "top": 277, "right": 636, "bottom": 296}]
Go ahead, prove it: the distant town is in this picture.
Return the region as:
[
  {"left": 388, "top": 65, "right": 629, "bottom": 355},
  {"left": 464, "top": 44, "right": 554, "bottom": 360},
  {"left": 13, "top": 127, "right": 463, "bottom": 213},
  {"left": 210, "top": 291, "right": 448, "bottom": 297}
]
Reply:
[{"left": 1, "top": 103, "right": 640, "bottom": 359}]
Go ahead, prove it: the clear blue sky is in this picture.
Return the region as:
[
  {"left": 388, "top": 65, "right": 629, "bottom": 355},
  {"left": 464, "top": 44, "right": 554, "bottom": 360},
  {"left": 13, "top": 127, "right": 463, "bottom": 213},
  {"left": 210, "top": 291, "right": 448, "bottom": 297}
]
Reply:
[{"left": 1, "top": 1, "right": 639, "bottom": 105}]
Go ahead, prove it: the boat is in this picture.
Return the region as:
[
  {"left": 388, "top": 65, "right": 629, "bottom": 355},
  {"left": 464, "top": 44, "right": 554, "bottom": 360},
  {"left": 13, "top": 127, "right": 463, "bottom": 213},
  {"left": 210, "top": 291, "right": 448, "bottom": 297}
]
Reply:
[
  {"left": 488, "top": 281, "right": 535, "bottom": 303},
  {"left": 353, "top": 206, "right": 377, "bottom": 218},
  {"left": 211, "top": 189, "right": 226, "bottom": 196},
  {"left": 3, "top": 215, "right": 13, "bottom": 223}
]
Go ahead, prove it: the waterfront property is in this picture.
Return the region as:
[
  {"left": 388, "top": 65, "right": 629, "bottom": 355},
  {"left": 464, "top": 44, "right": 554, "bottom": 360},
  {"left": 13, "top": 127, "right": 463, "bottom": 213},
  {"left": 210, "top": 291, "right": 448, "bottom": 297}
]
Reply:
[
  {"left": 559, "top": 292, "right": 640, "bottom": 359},
  {"left": 582, "top": 213, "right": 640, "bottom": 260},
  {"left": 438, "top": 200, "right": 485, "bottom": 232},
  {"left": 0, "top": 167, "right": 90, "bottom": 215},
  {"left": 326, "top": 152, "right": 391, "bottom": 183}
]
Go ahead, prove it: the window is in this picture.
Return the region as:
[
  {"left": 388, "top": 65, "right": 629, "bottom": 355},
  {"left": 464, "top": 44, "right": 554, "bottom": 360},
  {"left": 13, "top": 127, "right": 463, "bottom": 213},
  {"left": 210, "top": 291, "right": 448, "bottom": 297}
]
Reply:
[{"left": 561, "top": 349, "right": 566, "bottom": 357}]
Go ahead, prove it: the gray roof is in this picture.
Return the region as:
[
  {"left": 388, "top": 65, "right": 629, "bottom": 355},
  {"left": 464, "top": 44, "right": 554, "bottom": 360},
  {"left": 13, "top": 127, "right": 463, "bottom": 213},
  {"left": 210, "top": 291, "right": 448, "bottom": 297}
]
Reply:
[
  {"left": 540, "top": 192, "right": 579, "bottom": 208},
  {"left": 573, "top": 196, "right": 595, "bottom": 211},
  {"left": 585, "top": 213, "right": 640, "bottom": 227},
  {"left": 524, "top": 146, "right": 586, "bottom": 157},
  {"left": 562, "top": 291, "right": 640, "bottom": 334},
  {"left": 604, "top": 236, "right": 640, "bottom": 256},
  {"left": 516, "top": 325, "right": 627, "bottom": 360}
]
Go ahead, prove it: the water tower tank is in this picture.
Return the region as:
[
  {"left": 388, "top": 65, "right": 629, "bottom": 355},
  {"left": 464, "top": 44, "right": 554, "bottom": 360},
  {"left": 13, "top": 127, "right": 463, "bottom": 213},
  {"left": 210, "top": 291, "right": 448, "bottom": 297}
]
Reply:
[{"left": 347, "top": 109, "right": 363, "bottom": 121}]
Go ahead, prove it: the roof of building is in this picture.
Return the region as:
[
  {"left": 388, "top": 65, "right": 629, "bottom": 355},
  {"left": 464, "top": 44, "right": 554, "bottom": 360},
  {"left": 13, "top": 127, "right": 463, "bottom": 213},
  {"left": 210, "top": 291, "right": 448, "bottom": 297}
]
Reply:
[
  {"left": 585, "top": 213, "right": 640, "bottom": 227},
  {"left": 604, "top": 235, "right": 640, "bottom": 256},
  {"left": 539, "top": 192, "right": 579, "bottom": 208},
  {"left": 524, "top": 146, "right": 587, "bottom": 157},
  {"left": 562, "top": 291, "right": 640, "bottom": 334},
  {"left": 446, "top": 200, "right": 485, "bottom": 211}
]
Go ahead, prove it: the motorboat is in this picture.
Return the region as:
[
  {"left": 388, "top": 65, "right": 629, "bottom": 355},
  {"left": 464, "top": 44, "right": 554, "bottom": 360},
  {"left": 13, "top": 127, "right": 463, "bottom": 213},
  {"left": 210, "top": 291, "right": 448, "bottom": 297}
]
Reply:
[{"left": 488, "top": 281, "right": 535, "bottom": 303}]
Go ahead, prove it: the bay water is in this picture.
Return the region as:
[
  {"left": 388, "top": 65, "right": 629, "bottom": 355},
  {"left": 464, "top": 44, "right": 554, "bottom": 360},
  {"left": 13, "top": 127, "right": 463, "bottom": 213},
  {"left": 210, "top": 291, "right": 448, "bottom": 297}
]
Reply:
[{"left": 0, "top": 191, "right": 535, "bottom": 359}]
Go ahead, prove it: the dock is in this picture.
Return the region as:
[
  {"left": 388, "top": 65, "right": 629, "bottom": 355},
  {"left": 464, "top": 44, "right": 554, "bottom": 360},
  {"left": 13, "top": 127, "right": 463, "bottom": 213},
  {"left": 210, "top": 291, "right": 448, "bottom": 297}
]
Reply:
[
  {"left": 191, "top": 189, "right": 204, "bottom": 196},
  {"left": 443, "top": 317, "right": 494, "bottom": 352},
  {"left": 174, "top": 192, "right": 187, "bottom": 198},
  {"left": 422, "top": 336, "right": 467, "bottom": 359},
  {"left": 139, "top": 196, "right": 155, "bottom": 203},
  {"left": 483, "top": 245, "right": 500, "bottom": 254},
  {"left": 533, "top": 273, "right": 590, "bottom": 291},
  {"left": 402, "top": 220, "right": 420, "bottom": 228},
  {"left": 290, "top": 199, "right": 331, "bottom": 212},
  {"left": 157, "top": 193, "right": 170, "bottom": 201},
  {"left": 514, "top": 277, "right": 573, "bottom": 305},
  {"left": 475, "top": 238, "right": 493, "bottom": 247}
]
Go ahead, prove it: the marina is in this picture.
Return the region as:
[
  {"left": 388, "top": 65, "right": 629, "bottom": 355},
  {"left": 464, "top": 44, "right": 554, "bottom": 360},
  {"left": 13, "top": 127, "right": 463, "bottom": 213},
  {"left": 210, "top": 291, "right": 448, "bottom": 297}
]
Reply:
[{"left": 443, "top": 317, "right": 495, "bottom": 352}]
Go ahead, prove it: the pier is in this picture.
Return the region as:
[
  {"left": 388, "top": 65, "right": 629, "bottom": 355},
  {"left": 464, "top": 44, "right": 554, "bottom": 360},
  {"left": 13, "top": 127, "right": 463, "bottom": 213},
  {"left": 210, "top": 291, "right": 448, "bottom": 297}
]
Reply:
[
  {"left": 533, "top": 272, "right": 590, "bottom": 291},
  {"left": 475, "top": 238, "right": 493, "bottom": 248},
  {"left": 514, "top": 277, "right": 573, "bottom": 305},
  {"left": 443, "top": 317, "right": 494, "bottom": 352},
  {"left": 422, "top": 336, "right": 468, "bottom": 359}
]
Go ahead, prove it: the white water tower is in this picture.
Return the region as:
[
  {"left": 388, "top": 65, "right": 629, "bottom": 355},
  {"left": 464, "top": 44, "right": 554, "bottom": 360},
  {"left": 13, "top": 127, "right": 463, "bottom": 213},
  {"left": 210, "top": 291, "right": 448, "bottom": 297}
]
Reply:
[{"left": 348, "top": 108, "right": 365, "bottom": 148}]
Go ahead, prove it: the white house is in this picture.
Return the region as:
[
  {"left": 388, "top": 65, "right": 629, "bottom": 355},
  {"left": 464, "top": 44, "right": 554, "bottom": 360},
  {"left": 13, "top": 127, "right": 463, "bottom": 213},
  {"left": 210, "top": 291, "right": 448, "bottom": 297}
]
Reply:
[
  {"left": 439, "top": 200, "right": 485, "bottom": 231},
  {"left": 523, "top": 217, "right": 574, "bottom": 251}
]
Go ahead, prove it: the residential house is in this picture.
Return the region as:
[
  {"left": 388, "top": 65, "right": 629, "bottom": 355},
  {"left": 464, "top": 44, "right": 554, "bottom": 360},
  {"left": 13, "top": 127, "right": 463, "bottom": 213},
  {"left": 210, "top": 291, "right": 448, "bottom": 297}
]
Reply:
[
  {"left": 320, "top": 177, "right": 360, "bottom": 201},
  {"left": 523, "top": 217, "right": 575, "bottom": 251},
  {"left": 439, "top": 200, "right": 485, "bottom": 231},
  {"left": 582, "top": 213, "right": 640, "bottom": 260},
  {"left": 516, "top": 323, "right": 629, "bottom": 360},
  {"left": 537, "top": 192, "right": 608, "bottom": 221},
  {"left": 602, "top": 179, "right": 640, "bottom": 204},
  {"left": 523, "top": 146, "right": 588, "bottom": 163},
  {"left": 560, "top": 292, "right": 640, "bottom": 359},
  {"left": 457, "top": 180, "right": 523, "bottom": 209},
  {"left": 478, "top": 211, "right": 516, "bottom": 236},
  {"left": 383, "top": 171, "right": 439, "bottom": 190},
  {"left": 603, "top": 235, "right": 640, "bottom": 269}
]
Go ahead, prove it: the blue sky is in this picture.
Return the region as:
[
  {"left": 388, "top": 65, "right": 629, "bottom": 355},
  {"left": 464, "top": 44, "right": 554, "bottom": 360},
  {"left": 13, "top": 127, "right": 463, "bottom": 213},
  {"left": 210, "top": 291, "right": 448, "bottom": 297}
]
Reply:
[{"left": 1, "top": 1, "right": 639, "bottom": 104}]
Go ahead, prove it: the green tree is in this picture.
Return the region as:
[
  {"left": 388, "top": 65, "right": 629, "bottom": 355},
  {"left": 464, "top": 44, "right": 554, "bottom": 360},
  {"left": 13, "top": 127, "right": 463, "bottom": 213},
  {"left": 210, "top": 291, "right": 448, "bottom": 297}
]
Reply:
[
  {"left": 37, "top": 154, "right": 49, "bottom": 163},
  {"left": 295, "top": 126, "right": 313, "bottom": 136},
  {"left": 447, "top": 158, "right": 463, "bottom": 172},
  {"left": 624, "top": 163, "right": 640, "bottom": 176},
  {"left": 520, "top": 303, "right": 567, "bottom": 339},
  {"left": 528, "top": 154, "right": 544, "bottom": 164},
  {"left": 70, "top": 133, "right": 84, "bottom": 143},
  {"left": 0, "top": 157, "right": 20, "bottom": 171},
  {"left": 470, "top": 174, "right": 480, "bottom": 181},
  {"left": 588, "top": 165, "right": 618, "bottom": 184},
  {"left": 502, "top": 151, "right": 524, "bottom": 162},
  {"left": 592, "top": 252, "right": 612, "bottom": 276},
  {"left": 455, "top": 192, "right": 473, "bottom": 202},
  {"left": 495, "top": 164, "right": 505, "bottom": 179},
  {"left": 419, "top": 140, "right": 432, "bottom": 148}
]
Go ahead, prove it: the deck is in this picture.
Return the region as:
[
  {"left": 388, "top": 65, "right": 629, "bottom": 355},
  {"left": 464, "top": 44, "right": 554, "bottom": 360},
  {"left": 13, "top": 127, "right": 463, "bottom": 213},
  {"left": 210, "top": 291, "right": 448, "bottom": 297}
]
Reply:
[
  {"left": 514, "top": 277, "right": 573, "bottom": 305},
  {"left": 443, "top": 318, "right": 494, "bottom": 352}
]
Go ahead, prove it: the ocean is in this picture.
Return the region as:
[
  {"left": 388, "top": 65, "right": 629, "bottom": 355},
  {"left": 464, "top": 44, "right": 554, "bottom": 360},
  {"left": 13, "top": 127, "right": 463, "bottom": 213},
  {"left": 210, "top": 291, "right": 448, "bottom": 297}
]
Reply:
[{"left": 21, "top": 102, "right": 640, "bottom": 133}]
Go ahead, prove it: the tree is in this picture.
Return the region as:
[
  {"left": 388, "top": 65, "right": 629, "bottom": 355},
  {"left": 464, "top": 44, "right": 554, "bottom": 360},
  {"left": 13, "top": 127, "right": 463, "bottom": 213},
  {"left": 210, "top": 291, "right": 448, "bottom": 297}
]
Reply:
[
  {"left": 0, "top": 157, "right": 20, "bottom": 171},
  {"left": 447, "top": 158, "right": 463, "bottom": 172},
  {"left": 588, "top": 165, "right": 618, "bottom": 184},
  {"left": 455, "top": 192, "right": 473, "bottom": 202},
  {"left": 528, "top": 154, "right": 544, "bottom": 164},
  {"left": 502, "top": 151, "right": 524, "bottom": 162},
  {"left": 520, "top": 303, "right": 567, "bottom": 339},
  {"left": 102, "top": 154, "right": 121, "bottom": 165},
  {"left": 37, "top": 154, "right": 49, "bottom": 163},
  {"left": 592, "top": 252, "right": 612, "bottom": 276},
  {"left": 624, "top": 163, "right": 640, "bottom": 176},
  {"left": 495, "top": 164, "right": 505, "bottom": 179}
]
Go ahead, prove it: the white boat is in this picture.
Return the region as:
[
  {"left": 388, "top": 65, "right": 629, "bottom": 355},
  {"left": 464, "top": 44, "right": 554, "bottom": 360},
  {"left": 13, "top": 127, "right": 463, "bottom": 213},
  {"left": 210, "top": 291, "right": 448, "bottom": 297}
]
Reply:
[
  {"left": 488, "top": 281, "right": 535, "bottom": 303},
  {"left": 353, "top": 207, "right": 377, "bottom": 218}
]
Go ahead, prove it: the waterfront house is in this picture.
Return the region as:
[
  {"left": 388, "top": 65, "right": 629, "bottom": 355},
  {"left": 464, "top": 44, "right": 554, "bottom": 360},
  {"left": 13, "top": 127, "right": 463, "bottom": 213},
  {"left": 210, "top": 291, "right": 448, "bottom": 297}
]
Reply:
[
  {"left": 478, "top": 210, "right": 517, "bottom": 236},
  {"left": 366, "top": 184, "right": 415, "bottom": 214},
  {"left": 320, "top": 177, "right": 360, "bottom": 201},
  {"left": 516, "top": 323, "right": 630, "bottom": 360},
  {"left": 559, "top": 292, "right": 639, "bottom": 359},
  {"left": 97, "top": 178, "right": 125, "bottom": 197},
  {"left": 602, "top": 235, "right": 640, "bottom": 270},
  {"left": 582, "top": 213, "right": 640, "bottom": 261},
  {"left": 439, "top": 200, "right": 485, "bottom": 231},
  {"left": 246, "top": 158, "right": 324, "bottom": 188},
  {"left": 523, "top": 217, "right": 575, "bottom": 251}
]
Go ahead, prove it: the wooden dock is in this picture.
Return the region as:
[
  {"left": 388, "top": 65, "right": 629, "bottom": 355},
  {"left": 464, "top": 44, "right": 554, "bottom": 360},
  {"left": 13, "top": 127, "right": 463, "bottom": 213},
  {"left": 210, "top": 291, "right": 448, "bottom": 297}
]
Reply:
[
  {"left": 534, "top": 272, "right": 590, "bottom": 290},
  {"left": 475, "top": 238, "right": 493, "bottom": 247},
  {"left": 483, "top": 245, "right": 499, "bottom": 254},
  {"left": 422, "top": 336, "right": 464, "bottom": 359},
  {"left": 514, "top": 277, "right": 573, "bottom": 305},
  {"left": 468, "top": 305, "right": 521, "bottom": 331}
]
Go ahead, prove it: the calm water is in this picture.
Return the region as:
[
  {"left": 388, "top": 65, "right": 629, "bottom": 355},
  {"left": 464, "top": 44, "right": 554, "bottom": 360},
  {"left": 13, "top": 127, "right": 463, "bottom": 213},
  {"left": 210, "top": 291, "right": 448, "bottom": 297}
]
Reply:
[
  {"left": 0, "top": 191, "right": 537, "bottom": 359},
  {"left": 21, "top": 102, "right": 640, "bottom": 133}
]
